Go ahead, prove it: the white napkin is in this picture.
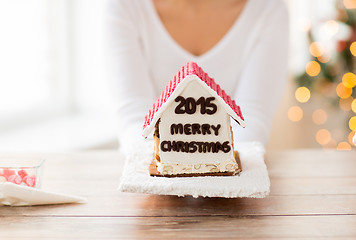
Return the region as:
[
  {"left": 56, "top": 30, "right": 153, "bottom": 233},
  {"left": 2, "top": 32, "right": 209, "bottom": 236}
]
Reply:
[
  {"left": 0, "top": 182, "right": 87, "bottom": 206},
  {"left": 119, "top": 141, "right": 270, "bottom": 198}
]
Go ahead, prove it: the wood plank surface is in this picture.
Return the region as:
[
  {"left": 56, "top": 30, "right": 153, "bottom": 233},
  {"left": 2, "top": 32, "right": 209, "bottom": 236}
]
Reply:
[
  {"left": 270, "top": 177, "right": 356, "bottom": 195},
  {"left": 1, "top": 215, "right": 356, "bottom": 239},
  {"left": 1, "top": 150, "right": 356, "bottom": 239},
  {"left": 1, "top": 194, "right": 356, "bottom": 217}
]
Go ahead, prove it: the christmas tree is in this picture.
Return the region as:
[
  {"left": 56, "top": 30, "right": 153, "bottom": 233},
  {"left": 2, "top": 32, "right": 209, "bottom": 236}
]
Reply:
[{"left": 294, "top": 0, "right": 356, "bottom": 149}]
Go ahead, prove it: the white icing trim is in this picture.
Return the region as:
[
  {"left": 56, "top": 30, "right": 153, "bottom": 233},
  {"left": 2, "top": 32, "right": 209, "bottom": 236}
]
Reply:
[
  {"left": 156, "top": 158, "right": 239, "bottom": 175},
  {"left": 143, "top": 75, "right": 245, "bottom": 138}
]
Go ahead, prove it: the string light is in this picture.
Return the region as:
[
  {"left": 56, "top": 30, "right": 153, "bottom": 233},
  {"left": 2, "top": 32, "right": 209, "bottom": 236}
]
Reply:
[
  {"left": 351, "top": 41, "right": 356, "bottom": 56},
  {"left": 295, "top": 4, "right": 356, "bottom": 149},
  {"left": 312, "top": 109, "right": 327, "bottom": 125},
  {"left": 316, "top": 129, "right": 331, "bottom": 145},
  {"left": 342, "top": 72, "right": 356, "bottom": 88},
  {"left": 288, "top": 106, "right": 303, "bottom": 122},
  {"left": 324, "top": 20, "right": 339, "bottom": 36},
  {"left": 348, "top": 131, "right": 355, "bottom": 145},
  {"left": 336, "top": 142, "right": 352, "bottom": 150},
  {"left": 349, "top": 116, "right": 356, "bottom": 131},
  {"left": 309, "top": 42, "right": 324, "bottom": 57},
  {"left": 295, "top": 87, "right": 311, "bottom": 103},
  {"left": 305, "top": 61, "right": 321, "bottom": 76},
  {"left": 336, "top": 83, "right": 352, "bottom": 99},
  {"left": 343, "top": 0, "right": 356, "bottom": 9},
  {"left": 352, "top": 99, "right": 356, "bottom": 113}
]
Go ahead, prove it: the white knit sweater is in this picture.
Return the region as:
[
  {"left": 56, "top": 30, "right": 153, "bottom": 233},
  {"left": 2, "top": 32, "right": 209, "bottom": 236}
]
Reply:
[{"left": 106, "top": 0, "right": 289, "bottom": 150}]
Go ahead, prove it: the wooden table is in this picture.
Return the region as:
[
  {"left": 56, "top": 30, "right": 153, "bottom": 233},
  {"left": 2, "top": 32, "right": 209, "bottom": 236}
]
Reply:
[{"left": 1, "top": 149, "right": 356, "bottom": 239}]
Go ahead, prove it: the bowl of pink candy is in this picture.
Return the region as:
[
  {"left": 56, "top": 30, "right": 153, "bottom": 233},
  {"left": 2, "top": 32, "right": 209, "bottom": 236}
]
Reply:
[{"left": 0, "top": 159, "right": 44, "bottom": 188}]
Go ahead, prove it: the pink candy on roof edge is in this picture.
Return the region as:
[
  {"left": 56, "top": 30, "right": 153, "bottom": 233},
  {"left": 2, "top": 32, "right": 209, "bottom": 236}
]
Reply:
[{"left": 143, "top": 61, "right": 245, "bottom": 135}]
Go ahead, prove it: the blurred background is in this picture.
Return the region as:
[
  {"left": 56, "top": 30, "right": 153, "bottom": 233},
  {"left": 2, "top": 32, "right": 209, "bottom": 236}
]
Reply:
[{"left": 0, "top": 0, "right": 355, "bottom": 152}]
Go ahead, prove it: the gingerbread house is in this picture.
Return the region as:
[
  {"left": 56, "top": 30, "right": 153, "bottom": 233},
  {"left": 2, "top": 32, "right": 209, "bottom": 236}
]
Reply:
[{"left": 143, "top": 62, "right": 245, "bottom": 177}]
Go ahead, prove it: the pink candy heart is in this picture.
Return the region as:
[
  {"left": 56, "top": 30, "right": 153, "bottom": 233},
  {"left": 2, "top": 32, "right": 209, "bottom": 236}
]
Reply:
[
  {"left": 18, "top": 169, "right": 28, "bottom": 179},
  {"left": 8, "top": 174, "right": 22, "bottom": 185},
  {"left": 23, "top": 175, "right": 36, "bottom": 187},
  {"left": 1, "top": 168, "right": 16, "bottom": 180}
]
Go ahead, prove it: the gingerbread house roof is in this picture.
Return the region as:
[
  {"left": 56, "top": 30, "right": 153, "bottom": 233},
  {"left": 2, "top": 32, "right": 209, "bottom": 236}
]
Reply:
[{"left": 143, "top": 62, "right": 245, "bottom": 138}]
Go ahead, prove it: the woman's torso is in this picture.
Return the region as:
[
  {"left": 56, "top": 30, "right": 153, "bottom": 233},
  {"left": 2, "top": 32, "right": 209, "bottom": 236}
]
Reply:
[{"left": 124, "top": 0, "right": 278, "bottom": 97}]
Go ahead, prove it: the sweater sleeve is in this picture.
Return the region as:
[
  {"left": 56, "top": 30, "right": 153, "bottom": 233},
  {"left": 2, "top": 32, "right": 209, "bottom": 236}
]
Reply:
[
  {"left": 232, "top": 2, "right": 289, "bottom": 146},
  {"left": 106, "top": 0, "right": 156, "bottom": 150}
]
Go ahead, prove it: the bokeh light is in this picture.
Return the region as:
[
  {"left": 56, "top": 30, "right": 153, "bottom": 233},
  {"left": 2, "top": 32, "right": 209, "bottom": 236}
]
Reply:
[
  {"left": 336, "top": 83, "right": 352, "bottom": 99},
  {"left": 323, "top": 20, "right": 339, "bottom": 37},
  {"left": 316, "top": 129, "right": 331, "bottom": 145},
  {"left": 309, "top": 42, "right": 324, "bottom": 57},
  {"left": 336, "top": 142, "right": 352, "bottom": 150},
  {"left": 305, "top": 61, "right": 321, "bottom": 77},
  {"left": 342, "top": 72, "right": 356, "bottom": 88},
  {"left": 352, "top": 99, "right": 356, "bottom": 113},
  {"left": 343, "top": 0, "right": 356, "bottom": 9},
  {"left": 348, "top": 131, "right": 355, "bottom": 145},
  {"left": 295, "top": 87, "right": 311, "bottom": 103},
  {"left": 339, "top": 97, "right": 354, "bottom": 111},
  {"left": 351, "top": 42, "right": 356, "bottom": 57},
  {"left": 288, "top": 106, "right": 303, "bottom": 122},
  {"left": 312, "top": 109, "right": 327, "bottom": 125},
  {"left": 349, "top": 116, "right": 356, "bottom": 131}
]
